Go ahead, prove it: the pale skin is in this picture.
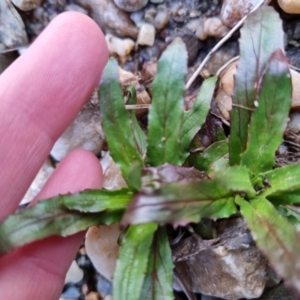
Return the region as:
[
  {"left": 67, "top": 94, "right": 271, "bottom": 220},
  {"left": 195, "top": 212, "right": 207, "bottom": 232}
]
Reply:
[{"left": 0, "top": 12, "right": 109, "bottom": 299}]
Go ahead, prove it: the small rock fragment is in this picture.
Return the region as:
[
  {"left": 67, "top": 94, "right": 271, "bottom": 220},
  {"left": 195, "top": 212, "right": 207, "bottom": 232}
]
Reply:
[
  {"left": 85, "top": 224, "right": 121, "bottom": 281},
  {"left": 173, "top": 218, "right": 279, "bottom": 299},
  {"left": 11, "top": 0, "right": 42, "bottom": 11},
  {"left": 220, "top": 0, "right": 270, "bottom": 28},
  {"left": 105, "top": 34, "right": 135, "bottom": 57},
  {"left": 0, "top": 0, "right": 28, "bottom": 51},
  {"left": 153, "top": 9, "right": 170, "bottom": 30},
  {"left": 85, "top": 291, "right": 101, "bottom": 300},
  {"left": 137, "top": 23, "right": 156, "bottom": 46},
  {"left": 197, "top": 17, "right": 230, "bottom": 40},
  {"left": 113, "top": 0, "right": 148, "bottom": 12},
  {"left": 278, "top": 0, "right": 300, "bottom": 14},
  {"left": 173, "top": 31, "right": 202, "bottom": 66},
  {"left": 101, "top": 152, "right": 127, "bottom": 190},
  {"left": 75, "top": 0, "right": 138, "bottom": 39},
  {"left": 65, "top": 261, "right": 84, "bottom": 284},
  {"left": 286, "top": 112, "right": 300, "bottom": 134},
  {"left": 50, "top": 106, "right": 104, "bottom": 161},
  {"left": 64, "top": 3, "right": 88, "bottom": 14},
  {"left": 21, "top": 158, "right": 54, "bottom": 205},
  {"left": 141, "top": 61, "right": 157, "bottom": 84}
]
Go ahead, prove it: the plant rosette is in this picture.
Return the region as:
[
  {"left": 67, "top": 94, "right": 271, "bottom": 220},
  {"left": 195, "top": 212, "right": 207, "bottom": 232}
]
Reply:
[{"left": 1, "top": 6, "right": 300, "bottom": 300}]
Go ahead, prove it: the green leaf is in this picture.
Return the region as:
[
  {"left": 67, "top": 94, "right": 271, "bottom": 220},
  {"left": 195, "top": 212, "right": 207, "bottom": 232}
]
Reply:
[
  {"left": 125, "top": 85, "right": 147, "bottom": 157},
  {"left": 261, "top": 164, "right": 300, "bottom": 205},
  {"left": 229, "top": 7, "right": 284, "bottom": 165},
  {"left": 192, "top": 140, "right": 228, "bottom": 172},
  {"left": 236, "top": 196, "right": 300, "bottom": 296},
  {"left": 122, "top": 166, "right": 253, "bottom": 225},
  {"left": 99, "top": 58, "right": 144, "bottom": 188},
  {"left": 180, "top": 76, "right": 217, "bottom": 161},
  {"left": 147, "top": 38, "right": 187, "bottom": 166},
  {"left": 113, "top": 223, "right": 158, "bottom": 300},
  {"left": 61, "top": 189, "right": 134, "bottom": 212},
  {"left": 0, "top": 189, "right": 133, "bottom": 254},
  {"left": 240, "top": 50, "right": 291, "bottom": 173},
  {"left": 140, "top": 227, "right": 174, "bottom": 300}
]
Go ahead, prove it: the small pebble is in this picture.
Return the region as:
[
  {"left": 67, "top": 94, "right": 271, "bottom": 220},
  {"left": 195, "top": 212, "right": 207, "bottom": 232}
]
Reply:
[
  {"left": 206, "top": 17, "right": 229, "bottom": 39},
  {"left": 61, "top": 286, "right": 81, "bottom": 299},
  {"left": 153, "top": 9, "right": 170, "bottom": 30},
  {"left": 144, "top": 7, "right": 157, "bottom": 22},
  {"left": 137, "top": 23, "right": 156, "bottom": 46},
  {"left": 50, "top": 107, "right": 104, "bottom": 161},
  {"left": 75, "top": 0, "right": 138, "bottom": 38},
  {"left": 278, "top": 0, "right": 300, "bottom": 14},
  {"left": 85, "top": 291, "right": 101, "bottom": 300},
  {"left": 114, "top": 0, "right": 148, "bottom": 12},
  {"left": 220, "top": 0, "right": 266, "bottom": 28},
  {"left": 20, "top": 158, "right": 54, "bottom": 205},
  {"left": 106, "top": 34, "right": 135, "bottom": 57},
  {"left": 64, "top": 261, "right": 84, "bottom": 284},
  {"left": 64, "top": 4, "right": 88, "bottom": 14}
]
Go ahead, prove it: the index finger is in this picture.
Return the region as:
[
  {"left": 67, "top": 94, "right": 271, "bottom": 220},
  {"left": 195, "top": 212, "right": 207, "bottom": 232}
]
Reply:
[{"left": 0, "top": 12, "right": 108, "bottom": 221}]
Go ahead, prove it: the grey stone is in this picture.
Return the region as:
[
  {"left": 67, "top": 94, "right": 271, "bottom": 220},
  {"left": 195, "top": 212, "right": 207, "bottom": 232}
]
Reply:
[
  {"left": 113, "top": 0, "right": 148, "bottom": 12},
  {"left": 74, "top": 0, "right": 138, "bottom": 39},
  {"left": 50, "top": 104, "right": 105, "bottom": 161},
  {"left": 0, "top": 0, "right": 28, "bottom": 51}
]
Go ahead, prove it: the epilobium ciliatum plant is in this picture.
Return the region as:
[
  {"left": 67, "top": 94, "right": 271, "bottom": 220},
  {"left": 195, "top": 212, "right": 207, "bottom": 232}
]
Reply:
[{"left": 1, "top": 6, "right": 300, "bottom": 299}]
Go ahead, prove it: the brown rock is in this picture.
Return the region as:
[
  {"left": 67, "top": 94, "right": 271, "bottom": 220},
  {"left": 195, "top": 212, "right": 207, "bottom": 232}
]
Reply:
[
  {"left": 74, "top": 0, "right": 138, "bottom": 39},
  {"left": 278, "top": 0, "right": 300, "bottom": 14},
  {"left": 173, "top": 218, "right": 279, "bottom": 300},
  {"left": 220, "top": 0, "right": 271, "bottom": 28},
  {"left": 11, "top": 0, "right": 42, "bottom": 11}
]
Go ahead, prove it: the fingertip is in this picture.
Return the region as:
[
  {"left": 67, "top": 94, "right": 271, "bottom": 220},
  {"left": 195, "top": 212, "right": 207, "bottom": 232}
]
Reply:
[{"left": 34, "top": 148, "right": 103, "bottom": 202}]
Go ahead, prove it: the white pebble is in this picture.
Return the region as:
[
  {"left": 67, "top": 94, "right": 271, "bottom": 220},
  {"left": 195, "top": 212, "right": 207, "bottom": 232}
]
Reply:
[
  {"left": 105, "top": 34, "right": 135, "bottom": 57},
  {"left": 137, "top": 23, "right": 155, "bottom": 46},
  {"left": 64, "top": 261, "right": 84, "bottom": 284}
]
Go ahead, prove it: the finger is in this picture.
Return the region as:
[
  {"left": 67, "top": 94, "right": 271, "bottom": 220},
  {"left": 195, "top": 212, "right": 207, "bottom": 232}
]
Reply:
[
  {"left": 0, "top": 148, "right": 103, "bottom": 300},
  {"left": 0, "top": 12, "right": 108, "bottom": 221}
]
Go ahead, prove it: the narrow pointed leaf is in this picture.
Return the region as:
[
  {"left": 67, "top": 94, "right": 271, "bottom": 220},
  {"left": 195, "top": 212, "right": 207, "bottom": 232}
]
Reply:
[
  {"left": 262, "top": 164, "right": 300, "bottom": 205},
  {"left": 180, "top": 76, "right": 217, "bottom": 161},
  {"left": 122, "top": 166, "right": 253, "bottom": 225},
  {"left": 141, "top": 227, "right": 174, "bottom": 300},
  {"left": 147, "top": 38, "right": 187, "bottom": 166},
  {"left": 229, "top": 7, "right": 284, "bottom": 165},
  {"left": 240, "top": 50, "right": 291, "bottom": 173},
  {"left": 0, "top": 189, "right": 133, "bottom": 254},
  {"left": 236, "top": 196, "right": 300, "bottom": 296},
  {"left": 113, "top": 223, "right": 158, "bottom": 300},
  {"left": 192, "top": 140, "right": 228, "bottom": 172},
  {"left": 99, "top": 58, "right": 144, "bottom": 188},
  {"left": 61, "top": 189, "right": 134, "bottom": 212}
]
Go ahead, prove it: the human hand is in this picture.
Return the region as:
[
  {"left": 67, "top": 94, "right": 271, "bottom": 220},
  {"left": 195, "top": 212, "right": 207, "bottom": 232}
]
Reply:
[{"left": 0, "top": 12, "right": 108, "bottom": 299}]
